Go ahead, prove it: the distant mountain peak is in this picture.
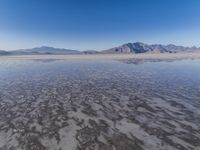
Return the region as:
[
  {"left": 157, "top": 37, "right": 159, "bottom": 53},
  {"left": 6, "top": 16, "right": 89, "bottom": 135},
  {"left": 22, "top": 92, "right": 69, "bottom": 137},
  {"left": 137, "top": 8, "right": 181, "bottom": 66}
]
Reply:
[
  {"left": 8, "top": 46, "right": 81, "bottom": 55},
  {"left": 40, "top": 46, "right": 51, "bottom": 48},
  {"left": 102, "top": 42, "right": 200, "bottom": 54},
  {"left": 0, "top": 42, "right": 200, "bottom": 56}
]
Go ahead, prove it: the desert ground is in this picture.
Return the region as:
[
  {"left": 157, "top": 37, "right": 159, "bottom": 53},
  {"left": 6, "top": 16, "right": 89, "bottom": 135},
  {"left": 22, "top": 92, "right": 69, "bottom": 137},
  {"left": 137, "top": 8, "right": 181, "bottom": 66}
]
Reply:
[
  {"left": 0, "top": 53, "right": 200, "bottom": 150},
  {"left": 1, "top": 52, "right": 200, "bottom": 61}
]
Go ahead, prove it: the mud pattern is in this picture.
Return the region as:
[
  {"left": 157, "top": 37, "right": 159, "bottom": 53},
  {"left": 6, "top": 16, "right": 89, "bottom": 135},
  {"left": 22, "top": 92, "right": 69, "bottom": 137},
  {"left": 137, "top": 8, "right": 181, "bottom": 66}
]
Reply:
[{"left": 0, "top": 59, "right": 200, "bottom": 150}]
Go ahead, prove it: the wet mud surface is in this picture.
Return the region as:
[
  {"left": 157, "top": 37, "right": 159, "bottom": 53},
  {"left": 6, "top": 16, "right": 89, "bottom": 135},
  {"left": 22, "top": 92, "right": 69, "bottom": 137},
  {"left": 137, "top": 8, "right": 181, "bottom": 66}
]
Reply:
[{"left": 0, "top": 59, "right": 200, "bottom": 150}]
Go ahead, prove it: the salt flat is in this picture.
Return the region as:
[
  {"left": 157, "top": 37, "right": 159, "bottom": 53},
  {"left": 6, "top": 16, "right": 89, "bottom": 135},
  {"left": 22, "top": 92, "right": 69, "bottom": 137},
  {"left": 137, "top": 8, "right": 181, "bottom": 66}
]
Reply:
[
  {"left": 1, "top": 52, "right": 200, "bottom": 61},
  {"left": 0, "top": 57, "right": 200, "bottom": 150}
]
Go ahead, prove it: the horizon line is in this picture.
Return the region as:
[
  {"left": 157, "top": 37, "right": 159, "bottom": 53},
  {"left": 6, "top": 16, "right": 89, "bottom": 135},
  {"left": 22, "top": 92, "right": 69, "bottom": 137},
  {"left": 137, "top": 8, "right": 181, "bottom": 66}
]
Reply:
[{"left": 1, "top": 42, "right": 200, "bottom": 51}]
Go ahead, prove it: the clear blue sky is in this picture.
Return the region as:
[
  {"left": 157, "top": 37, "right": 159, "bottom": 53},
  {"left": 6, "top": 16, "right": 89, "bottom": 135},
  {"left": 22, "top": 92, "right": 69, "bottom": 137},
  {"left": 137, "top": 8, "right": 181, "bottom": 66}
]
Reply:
[{"left": 0, "top": 0, "right": 200, "bottom": 50}]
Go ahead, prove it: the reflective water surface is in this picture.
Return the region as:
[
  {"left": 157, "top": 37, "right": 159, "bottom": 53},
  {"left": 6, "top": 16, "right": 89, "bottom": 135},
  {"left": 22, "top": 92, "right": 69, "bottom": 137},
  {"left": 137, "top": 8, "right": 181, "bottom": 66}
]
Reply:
[{"left": 0, "top": 59, "right": 200, "bottom": 150}]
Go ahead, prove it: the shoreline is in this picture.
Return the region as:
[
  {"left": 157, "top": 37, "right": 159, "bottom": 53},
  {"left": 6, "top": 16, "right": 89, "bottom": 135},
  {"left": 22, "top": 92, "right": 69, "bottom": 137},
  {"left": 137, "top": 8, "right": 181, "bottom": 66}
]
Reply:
[{"left": 0, "top": 52, "right": 200, "bottom": 61}]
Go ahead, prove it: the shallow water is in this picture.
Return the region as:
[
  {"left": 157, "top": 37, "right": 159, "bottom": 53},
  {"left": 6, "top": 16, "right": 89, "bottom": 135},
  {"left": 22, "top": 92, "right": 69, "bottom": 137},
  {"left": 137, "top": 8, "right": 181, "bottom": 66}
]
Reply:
[{"left": 0, "top": 59, "right": 200, "bottom": 150}]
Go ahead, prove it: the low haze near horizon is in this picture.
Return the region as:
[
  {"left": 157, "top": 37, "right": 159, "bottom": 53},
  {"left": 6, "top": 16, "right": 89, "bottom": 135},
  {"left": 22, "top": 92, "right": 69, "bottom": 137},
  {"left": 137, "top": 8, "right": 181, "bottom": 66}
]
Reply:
[{"left": 0, "top": 0, "right": 200, "bottom": 51}]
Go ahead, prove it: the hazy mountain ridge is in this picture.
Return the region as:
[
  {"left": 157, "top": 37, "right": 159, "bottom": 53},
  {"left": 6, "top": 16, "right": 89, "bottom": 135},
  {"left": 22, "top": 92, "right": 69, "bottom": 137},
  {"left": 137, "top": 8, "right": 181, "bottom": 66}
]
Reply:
[
  {"left": 11, "top": 46, "right": 82, "bottom": 55},
  {"left": 102, "top": 42, "right": 200, "bottom": 53},
  {"left": 0, "top": 50, "right": 11, "bottom": 55},
  {"left": 0, "top": 43, "right": 200, "bottom": 55}
]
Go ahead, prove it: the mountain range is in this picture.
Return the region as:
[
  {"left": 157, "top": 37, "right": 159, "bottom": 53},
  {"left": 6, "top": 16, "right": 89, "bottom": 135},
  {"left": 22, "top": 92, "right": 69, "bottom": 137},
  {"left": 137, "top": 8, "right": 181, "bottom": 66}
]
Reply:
[
  {"left": 11, "top": 46, "right": 81, "bottom": 55},
  {"left": 0, "top": 42, "right": 200, "bottom": 55},
  {"left": 102, "top": 42, "right": 200, "bottom": 53}
]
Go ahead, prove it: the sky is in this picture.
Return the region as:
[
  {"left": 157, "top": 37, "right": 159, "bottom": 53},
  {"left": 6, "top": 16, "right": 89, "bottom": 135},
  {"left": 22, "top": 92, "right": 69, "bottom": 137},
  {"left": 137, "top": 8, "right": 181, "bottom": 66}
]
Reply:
[{"left": 0, "top": 0, "right": 200, "bottom": 50}]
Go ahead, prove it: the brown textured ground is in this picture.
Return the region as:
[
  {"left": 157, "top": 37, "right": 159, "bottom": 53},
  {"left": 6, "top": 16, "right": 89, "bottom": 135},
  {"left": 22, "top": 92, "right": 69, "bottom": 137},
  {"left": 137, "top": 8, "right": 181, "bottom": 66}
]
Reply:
[{"left": 0, "top": 58, "right": 200, "bottom": 150}]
